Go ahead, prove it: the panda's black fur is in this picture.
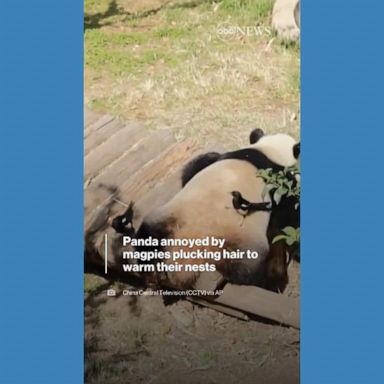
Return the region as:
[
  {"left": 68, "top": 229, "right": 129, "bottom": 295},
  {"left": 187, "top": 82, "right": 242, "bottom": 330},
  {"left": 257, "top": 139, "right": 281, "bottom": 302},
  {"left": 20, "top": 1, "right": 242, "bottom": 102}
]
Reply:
[
  {"left": 181, "top": 152, "right": 221, "bottom": 187},
  {"left": 182, "top": 147, "right": 288, "bottom": 187},
  {"left": 182, "top": 129, "right": 297, "bottom": 188},
  {"left": 130, "top": 129, "right": 300, "bottom": 291},
  {"left": 180, "top": 128, "right": 284, "bottom": 187},
  {"left": 249, "top": 128, "right": 265, "bottom": 144}
]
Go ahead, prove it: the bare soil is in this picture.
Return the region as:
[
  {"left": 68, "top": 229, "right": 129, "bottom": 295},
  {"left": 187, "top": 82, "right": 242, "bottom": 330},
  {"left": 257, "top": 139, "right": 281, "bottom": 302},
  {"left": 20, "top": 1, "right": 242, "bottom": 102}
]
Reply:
[{"left": 85, "top": 262, "right": 300, "bottom": 384}]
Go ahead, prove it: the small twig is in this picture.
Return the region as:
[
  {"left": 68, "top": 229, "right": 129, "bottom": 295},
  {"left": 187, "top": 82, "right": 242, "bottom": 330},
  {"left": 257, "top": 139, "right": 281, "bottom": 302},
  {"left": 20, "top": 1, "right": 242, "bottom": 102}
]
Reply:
[{"left": 112, "top": 197, "right": 130, "bottom": 207}]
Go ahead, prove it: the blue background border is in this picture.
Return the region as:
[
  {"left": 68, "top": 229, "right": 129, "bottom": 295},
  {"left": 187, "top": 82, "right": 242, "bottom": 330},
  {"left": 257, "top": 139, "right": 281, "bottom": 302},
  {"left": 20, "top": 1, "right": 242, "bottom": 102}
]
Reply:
[
  {"left": 0, "top": 1, "right": 83, "bottom": 383},
  {"left": 1, "top": 1, "right": 384, "bottom": 383},
  {"left": 302, "top": 1, "right": 384, "bottom": 383}
]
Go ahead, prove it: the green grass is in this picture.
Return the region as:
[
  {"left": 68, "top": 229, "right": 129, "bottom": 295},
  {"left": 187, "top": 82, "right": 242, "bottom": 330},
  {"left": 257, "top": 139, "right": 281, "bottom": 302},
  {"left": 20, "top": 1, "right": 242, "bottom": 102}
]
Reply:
[
  {"left": 219, "top": 0, "right": 274, "bottom": 21},
  {"left": 85, "top": 26, "right": 186, "bottom": 74},
  {"left": 84, "top": 274, "right": 108, "bottom": 292},
  {"left": 84, "top": 0, "right": 300, "bottom": 146},
  {"left": 85, "top": 0, "right": 110, "bottom": 14},
  {"left": 154, "top": 25, "right": 194, "bottom": 39}
]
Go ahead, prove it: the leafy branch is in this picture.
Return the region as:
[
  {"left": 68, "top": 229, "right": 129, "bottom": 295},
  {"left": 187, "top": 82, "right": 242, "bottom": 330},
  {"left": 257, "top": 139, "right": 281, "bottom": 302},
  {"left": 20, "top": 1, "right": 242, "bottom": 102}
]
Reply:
[
  {"left": 258, "top": 165, "right": 300, "bottom": 248},
  {"left": 273, "top": 226, "right": 300, "bottom": 246}
]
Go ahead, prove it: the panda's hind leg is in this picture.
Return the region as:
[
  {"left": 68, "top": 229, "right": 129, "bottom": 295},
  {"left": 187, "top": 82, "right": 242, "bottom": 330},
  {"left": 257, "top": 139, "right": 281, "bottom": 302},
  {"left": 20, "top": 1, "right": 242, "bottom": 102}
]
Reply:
[
  {"left": 217, "top": 259, "right": 266, "bottom": 287},
  {"left": 262, "top": 240, "right": 289, "bottom": 293}
]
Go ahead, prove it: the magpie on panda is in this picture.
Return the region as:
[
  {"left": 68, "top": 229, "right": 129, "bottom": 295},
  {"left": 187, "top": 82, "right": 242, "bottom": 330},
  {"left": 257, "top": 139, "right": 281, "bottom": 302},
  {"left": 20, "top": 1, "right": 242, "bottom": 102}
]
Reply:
[{"left": 123, "top": 128, "right": 300, "bottom": 291}]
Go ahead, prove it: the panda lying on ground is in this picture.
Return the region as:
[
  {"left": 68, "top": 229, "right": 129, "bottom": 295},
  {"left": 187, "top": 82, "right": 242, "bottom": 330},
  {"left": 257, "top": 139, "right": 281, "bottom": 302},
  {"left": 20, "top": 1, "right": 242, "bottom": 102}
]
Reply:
[{"left": 113, "top": 129, "right": 300, "bottom": 292}]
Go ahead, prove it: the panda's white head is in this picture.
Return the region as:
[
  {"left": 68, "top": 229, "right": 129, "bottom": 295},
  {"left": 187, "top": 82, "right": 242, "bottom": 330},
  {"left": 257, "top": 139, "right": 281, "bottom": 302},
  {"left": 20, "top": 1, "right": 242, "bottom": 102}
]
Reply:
[{"left": 249, "top": 128, "right": 299, "bottom": 167}]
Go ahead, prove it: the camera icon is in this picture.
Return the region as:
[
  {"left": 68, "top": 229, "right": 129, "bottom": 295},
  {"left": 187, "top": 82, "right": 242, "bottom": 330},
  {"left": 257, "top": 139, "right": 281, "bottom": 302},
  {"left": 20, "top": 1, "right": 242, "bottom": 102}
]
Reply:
[{"left": 107, "top": 289, "right": 116, "bottom": 297}]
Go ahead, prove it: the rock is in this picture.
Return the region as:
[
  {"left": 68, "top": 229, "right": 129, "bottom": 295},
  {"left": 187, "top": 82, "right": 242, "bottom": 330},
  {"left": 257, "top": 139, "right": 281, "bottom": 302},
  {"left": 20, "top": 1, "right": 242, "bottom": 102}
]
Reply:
[{"left": 272, "top": 0, "right": 300, "bottom": 41}]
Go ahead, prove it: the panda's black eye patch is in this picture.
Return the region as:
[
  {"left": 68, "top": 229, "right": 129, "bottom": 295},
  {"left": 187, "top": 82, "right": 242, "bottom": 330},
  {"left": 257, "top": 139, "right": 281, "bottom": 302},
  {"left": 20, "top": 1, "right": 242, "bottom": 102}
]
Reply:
[
  {"left": 293, "top": 142, "right": 300, "bottom": 159},
  {"left": 249, "top": 128, "right": 265, "bottom": 144}
]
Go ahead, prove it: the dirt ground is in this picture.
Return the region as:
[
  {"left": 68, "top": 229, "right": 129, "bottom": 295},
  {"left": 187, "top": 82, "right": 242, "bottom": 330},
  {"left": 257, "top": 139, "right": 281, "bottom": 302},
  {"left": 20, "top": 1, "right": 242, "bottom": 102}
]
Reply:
[{"left": 85, "top": 262, "right": 300, "bottom": 384}]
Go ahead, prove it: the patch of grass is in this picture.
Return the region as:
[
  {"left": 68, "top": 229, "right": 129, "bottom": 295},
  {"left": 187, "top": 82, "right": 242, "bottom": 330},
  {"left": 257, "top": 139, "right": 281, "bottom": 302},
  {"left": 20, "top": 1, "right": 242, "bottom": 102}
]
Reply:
[
  {"left": 85, "top": 29, "right": 182, "bottom": 75},
  {"left": 85, "top": 0, "right": 110, "bottom": 14},
  {"left": 290, "top": 67, "right": 300, "bottom": 92},
  {"left": 154, "top": 25, "right": 193, "bottom": 39},
  {"left": 85, "top": 0, "right": 300, "bottom": 147},
  {"left": 84, "top": 274, "right": 108, "bottom": 292},
  {"left": 219, "top": 0, "right": 274, "bottom": 22},
  {"left": 164, "top": 7, "right": 185, "bottom": 23}
]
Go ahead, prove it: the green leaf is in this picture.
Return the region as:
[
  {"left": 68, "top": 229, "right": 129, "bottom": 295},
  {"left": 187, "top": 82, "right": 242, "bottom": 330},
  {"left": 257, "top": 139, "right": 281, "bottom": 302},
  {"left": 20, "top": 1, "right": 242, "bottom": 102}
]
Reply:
[
  {"left": 282, "top": 226, "right": 297, "bottom": 237},
  {"left": 262, "top": 184, "right": 274, "bottom": 199},
  {"left": 257, "top": 165, "right": 300, "bottom": 249},
  {"left": 273, "top": 189, "right": 282, "bottom": 205},
  {"left": 272, "top": 235, "right": 287, "bottom": 244},
  {"left": 286, "top": 237, "right": 296, "bottom": 246}
]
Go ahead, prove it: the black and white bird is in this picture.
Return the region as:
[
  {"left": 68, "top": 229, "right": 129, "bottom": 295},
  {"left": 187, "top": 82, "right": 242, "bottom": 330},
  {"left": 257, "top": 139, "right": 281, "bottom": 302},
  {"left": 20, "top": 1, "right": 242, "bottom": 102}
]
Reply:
[
  {"left": 111, "top": 201, "right": 136, "bottom": 237},
  {"left": 231, "top": 191, "right": 271, "bottom": 225}
]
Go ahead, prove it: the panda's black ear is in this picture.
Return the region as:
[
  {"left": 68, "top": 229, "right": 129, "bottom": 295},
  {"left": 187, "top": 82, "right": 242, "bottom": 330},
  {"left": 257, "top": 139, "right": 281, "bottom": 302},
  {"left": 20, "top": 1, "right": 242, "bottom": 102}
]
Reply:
[
  {"left": 249, "top": 128, "right": 264, "bottom": 144},
  {"left": 293, "top": 142, "right": 300, "bottom": 159}
]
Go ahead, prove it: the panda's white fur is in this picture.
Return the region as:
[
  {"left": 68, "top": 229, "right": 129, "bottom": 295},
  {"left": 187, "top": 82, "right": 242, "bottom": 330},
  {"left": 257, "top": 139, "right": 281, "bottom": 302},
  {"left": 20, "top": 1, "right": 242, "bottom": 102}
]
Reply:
[
  {"left": 144, "top": 159, "right": 272, "bottom": 288},
  {"left": 252, "top": 133, "right": 297, "bottom": 167},
  {"left": 135, "top": 131, "right": 299, "bottom": 289}
]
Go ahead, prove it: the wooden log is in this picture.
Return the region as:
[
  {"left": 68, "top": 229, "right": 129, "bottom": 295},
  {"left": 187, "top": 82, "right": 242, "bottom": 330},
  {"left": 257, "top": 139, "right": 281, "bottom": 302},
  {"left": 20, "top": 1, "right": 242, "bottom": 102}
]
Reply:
[
  {"left": 190, "top": 271, "right": 299, "bottom": 328},
  {"left": 119, "top": 139, "right": 198, "bottom": 203},
  {"left": 84, "top": 114, "right": 115, "bottom": 138},
  {"left": 212, "top": 284, "right": 300, "bottom": 329},
  {"left": 84, "top": 108, "right": 100, "bottom": 127},
  {"left": 91, "top": 129, "right": 174, "bottom": 188},
  {"left": 167, "top": 276, "right": 298, "bottom": 327},
  {"left": 84, "top": 123, "right": 146, "bottom": 182},
  {"left": 84, "top": 183, "right": 117, "bottom": 224},
  {"left": 108, "top": 140, "right": 198, "bottom": 223},
  {"left": 84, "top": 118, "right": 124, "bottom": 156},
  {"left": 84, "top": 140, "right": 198, "bottom": 232},
  {"left": 187, "top": 297, "right": 249, "bottom": 321},
  {"left": 192, "top": 271, "right": 225, "bottom": 291}
]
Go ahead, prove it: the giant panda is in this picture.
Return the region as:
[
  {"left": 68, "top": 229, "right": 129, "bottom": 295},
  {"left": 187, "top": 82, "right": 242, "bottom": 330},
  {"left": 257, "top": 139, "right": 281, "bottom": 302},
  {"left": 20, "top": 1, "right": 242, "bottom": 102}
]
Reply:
[{"left": 130, "top": 129, "right": 300, "bottom": 291}]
